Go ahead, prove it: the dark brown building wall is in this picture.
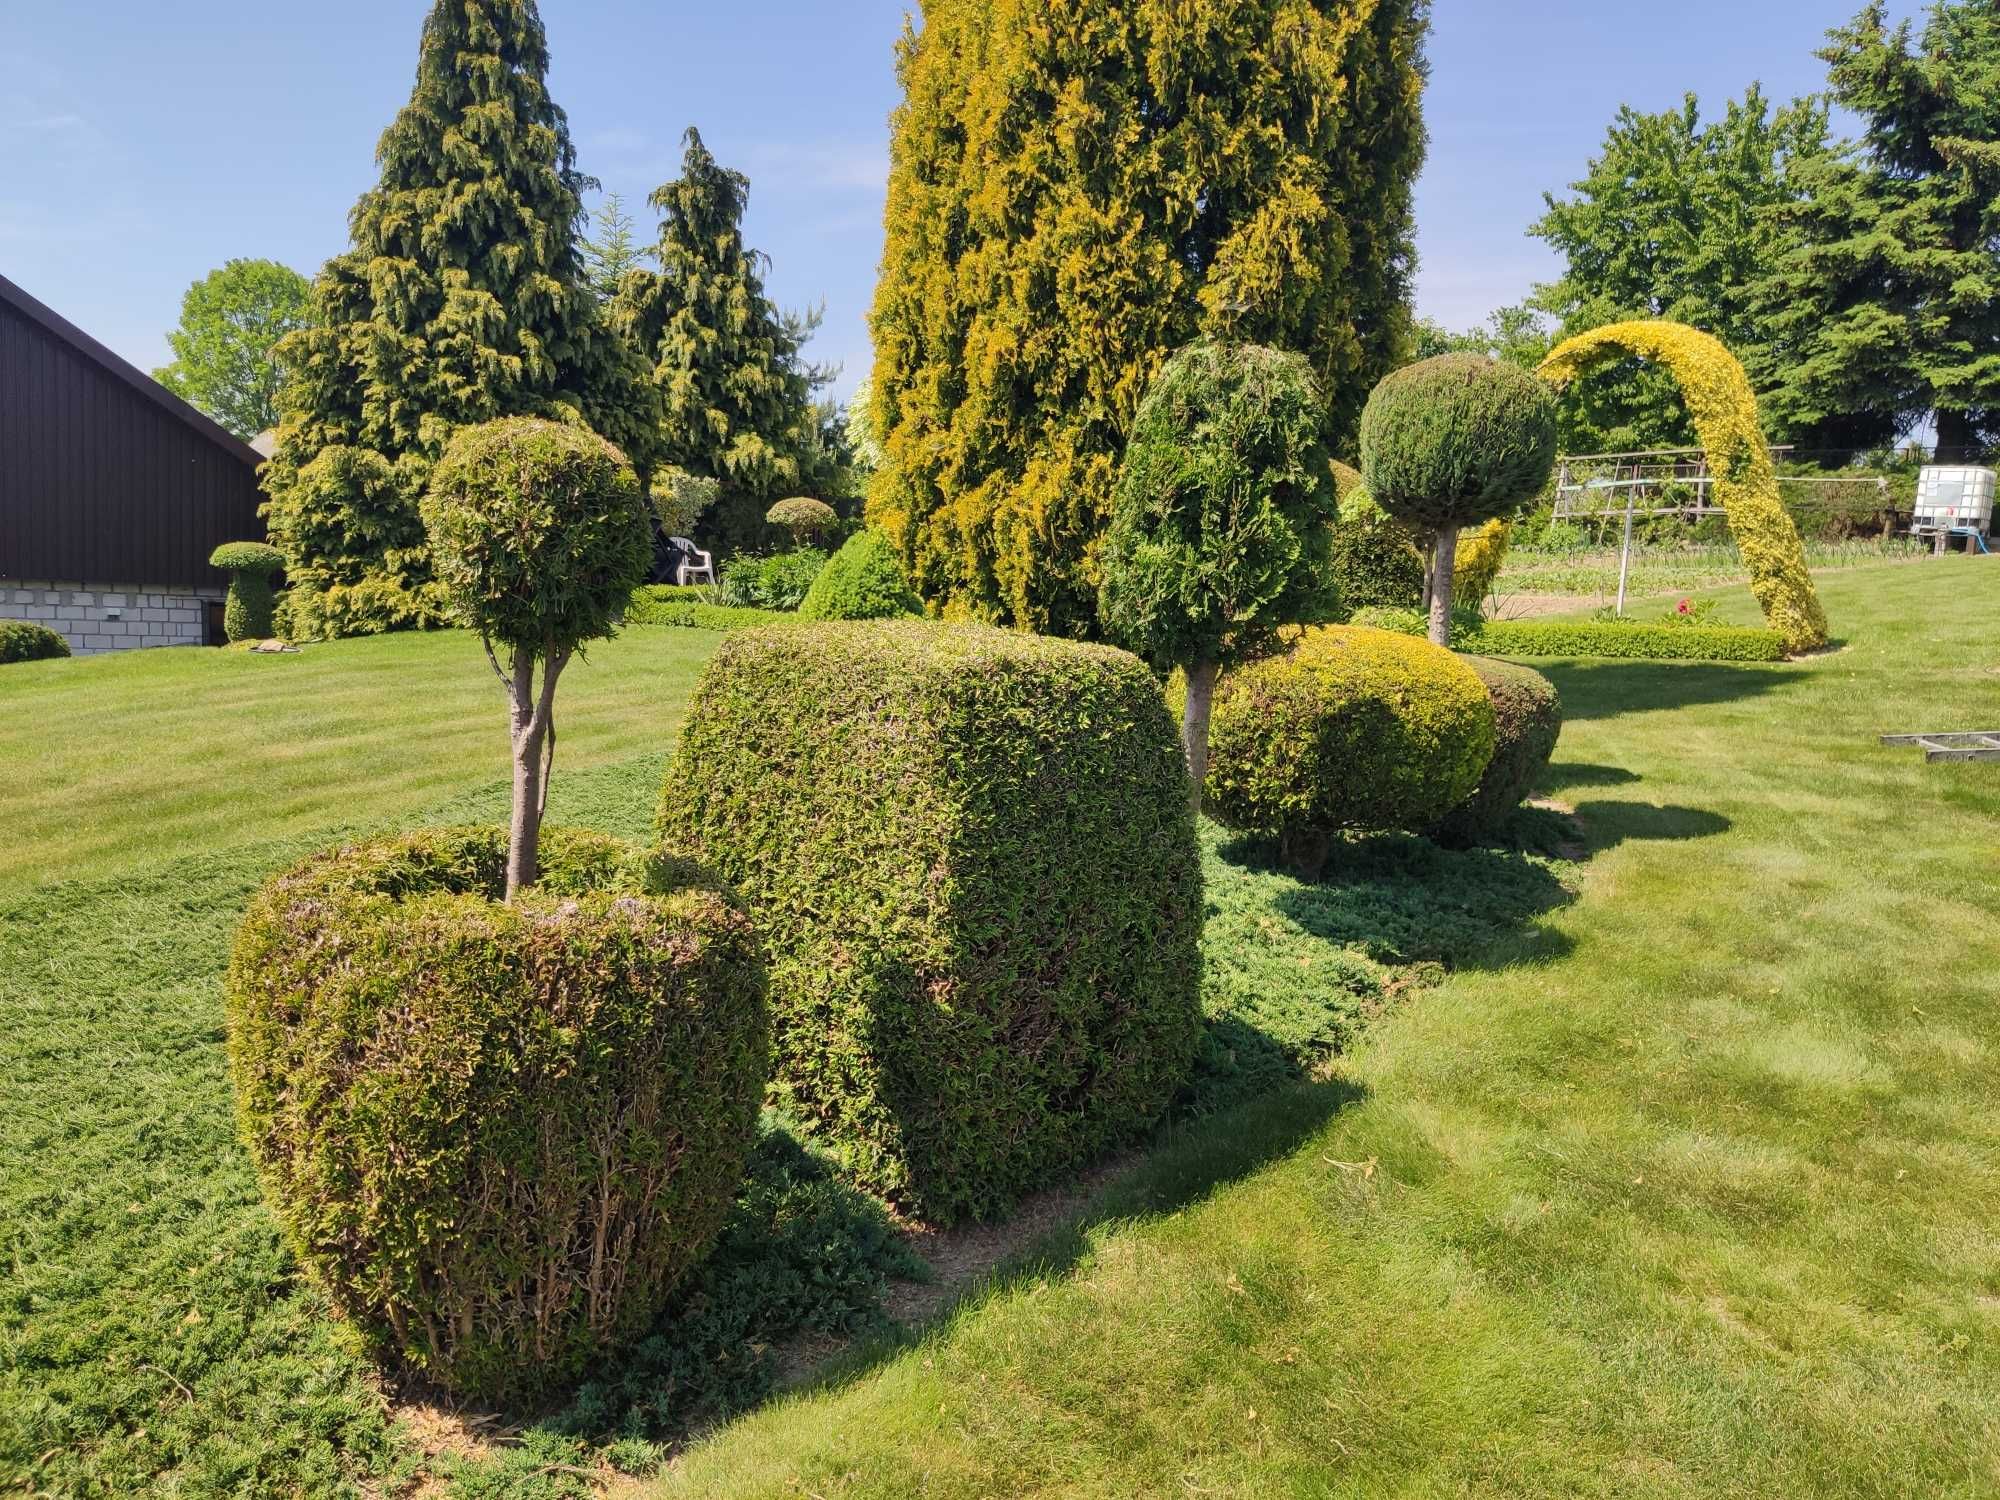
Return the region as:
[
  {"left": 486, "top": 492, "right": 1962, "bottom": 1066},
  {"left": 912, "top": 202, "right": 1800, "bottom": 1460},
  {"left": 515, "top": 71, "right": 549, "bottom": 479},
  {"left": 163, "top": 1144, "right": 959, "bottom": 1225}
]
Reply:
[{"left": 0, "top": 274, "right": 266, "bottom": 592}]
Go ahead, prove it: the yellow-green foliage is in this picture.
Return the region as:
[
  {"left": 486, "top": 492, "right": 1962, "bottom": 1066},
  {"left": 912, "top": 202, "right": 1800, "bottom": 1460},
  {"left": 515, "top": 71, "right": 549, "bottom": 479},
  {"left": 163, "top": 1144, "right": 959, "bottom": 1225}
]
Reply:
[
  {"left": 1205, "top": 625, "right": 1496, "bottom": 866},
  {"left": 1453, "top": 519, "right": 1511, "bottom": 606},
  {"left": 1539, "top": 321, "right": 1829, "bottom": 651},
  {"left": 868, "top": 0, "right": 1431, "bottom": 637}
]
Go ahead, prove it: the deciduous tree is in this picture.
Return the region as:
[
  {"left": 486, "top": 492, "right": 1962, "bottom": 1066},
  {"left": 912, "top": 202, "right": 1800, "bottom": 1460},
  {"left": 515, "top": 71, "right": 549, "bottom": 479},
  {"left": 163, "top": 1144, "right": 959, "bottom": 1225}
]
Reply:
[{"left": 153, "top": 259, "right": 310, "bottom": 440}]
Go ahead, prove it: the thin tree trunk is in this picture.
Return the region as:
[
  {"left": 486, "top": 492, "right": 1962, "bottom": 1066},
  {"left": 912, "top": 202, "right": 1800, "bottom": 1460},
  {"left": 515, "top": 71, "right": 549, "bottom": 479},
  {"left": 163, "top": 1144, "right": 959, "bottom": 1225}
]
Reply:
[
  {"left": 1419, "top": 536, "right": 1435, "bottom": 614},
  {"left": 1181, "top": 659, "right": 1220, "bottom": 819},
  {"left": 507, "top": 647, "right": 545, "bottom": 901},
  {"left": 1428, "top": 524, "right": 1459, "bottom": 648}
]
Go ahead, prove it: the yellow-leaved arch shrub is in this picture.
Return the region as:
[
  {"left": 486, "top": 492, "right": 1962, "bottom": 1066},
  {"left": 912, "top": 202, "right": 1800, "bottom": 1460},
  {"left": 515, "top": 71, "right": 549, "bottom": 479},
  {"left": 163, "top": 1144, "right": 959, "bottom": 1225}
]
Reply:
[{"left": 1538, "top": 321, "right": 1828, "bottom": 652}]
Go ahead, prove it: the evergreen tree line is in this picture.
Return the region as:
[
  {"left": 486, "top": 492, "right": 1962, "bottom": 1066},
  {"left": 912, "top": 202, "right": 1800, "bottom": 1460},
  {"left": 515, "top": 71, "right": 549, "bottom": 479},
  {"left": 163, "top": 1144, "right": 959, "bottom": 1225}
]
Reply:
[
  {"left": 1421, "top": 0, "right": 1999, "bottom": 466},
  {"left": 261, "top": 0, "right": 855, "bottom": 638}
]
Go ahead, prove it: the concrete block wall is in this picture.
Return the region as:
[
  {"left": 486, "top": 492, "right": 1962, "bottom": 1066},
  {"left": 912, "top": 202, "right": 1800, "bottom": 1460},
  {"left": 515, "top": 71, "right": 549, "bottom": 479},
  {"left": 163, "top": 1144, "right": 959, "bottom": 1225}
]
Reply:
[{"left": 4, "top": 580, "right": 217, "bottom": 655}]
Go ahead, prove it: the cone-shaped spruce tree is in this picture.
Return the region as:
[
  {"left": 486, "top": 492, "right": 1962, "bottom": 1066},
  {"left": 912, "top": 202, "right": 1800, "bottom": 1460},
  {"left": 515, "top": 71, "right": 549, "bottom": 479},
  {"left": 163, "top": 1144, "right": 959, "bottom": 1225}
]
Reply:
[
  {"left": 263, "top": 0, "right": 651, "bottom": 638},
  {"left": 868, "top": 0, "right": 1431, "bottom": 637},
  {"left": 614, "top": 128, "right": 826, "bottom": 553}
]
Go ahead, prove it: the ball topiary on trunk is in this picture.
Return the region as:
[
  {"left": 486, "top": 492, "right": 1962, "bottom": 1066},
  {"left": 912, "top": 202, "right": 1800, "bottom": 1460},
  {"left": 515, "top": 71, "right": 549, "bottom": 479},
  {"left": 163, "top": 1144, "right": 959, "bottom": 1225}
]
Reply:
[
  {"left": 1099, "top": 340, "right": 1341, "bottom": 811},
  {"left": 1359, "top": 355, "right": 1557, "bottom": 645},
  {"left": 225, "top": 826, "right": 769, "bottom": 1401},
  {"left": 765, "top": 496, "right": 838, "bottom": 547},
  {"left": 422, "top": 418, "right": 654, "bottom": 898},
  {"left": 209, "top": 541, "right": 286, "bottom": 642}
]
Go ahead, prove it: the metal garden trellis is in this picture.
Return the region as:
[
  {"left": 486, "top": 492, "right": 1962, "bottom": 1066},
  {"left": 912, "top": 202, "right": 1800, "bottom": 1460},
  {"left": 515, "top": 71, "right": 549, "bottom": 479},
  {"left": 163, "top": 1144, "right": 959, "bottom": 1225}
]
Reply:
[{"left": 1549, "top": 447, "right": 1892, "bottom": 615}]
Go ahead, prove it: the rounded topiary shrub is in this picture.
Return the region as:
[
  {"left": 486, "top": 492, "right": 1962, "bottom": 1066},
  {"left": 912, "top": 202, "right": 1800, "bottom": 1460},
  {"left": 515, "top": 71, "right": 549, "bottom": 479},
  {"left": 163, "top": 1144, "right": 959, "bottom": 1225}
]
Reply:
[
  {"left": 224, "top": 826, "right": 768, "bottom": 1401},
  {"left": 1205, "top": 625, "right": 1496, "bottom": 870},
  {"left": 209, "top": 541, "right": 287, "bottom": 642},
  {"left": 797, "top": 530, "right": 922, "bottom": 621},
  {"left": 0, "top": 620, "right": 71, "bottom": 664},
  {"left": 1431, "top": 656, "right": 1563, "bottom": 847}
]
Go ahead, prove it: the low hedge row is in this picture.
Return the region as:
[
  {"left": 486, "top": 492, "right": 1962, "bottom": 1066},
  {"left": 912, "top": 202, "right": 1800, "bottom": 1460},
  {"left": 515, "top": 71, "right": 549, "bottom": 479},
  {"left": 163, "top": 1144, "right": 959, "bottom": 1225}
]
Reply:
[
  {"left": 0, "top": 620, "right": 70, "bottom": 664},
  {"left": 658, "top": 620, "right": 1204, "bottom": 1225},
  {"left": 225, "top": 826, "right": 769, "bottom": 1401},
  {"left": 625, "top": 588, "right": 787, "bottom": 631},
  {"left": 1470, "top": 620, "right": 1788, "bottom": 662},
  {"left": 1350, "top": 606, "right": 1787, "bottom": 662}
]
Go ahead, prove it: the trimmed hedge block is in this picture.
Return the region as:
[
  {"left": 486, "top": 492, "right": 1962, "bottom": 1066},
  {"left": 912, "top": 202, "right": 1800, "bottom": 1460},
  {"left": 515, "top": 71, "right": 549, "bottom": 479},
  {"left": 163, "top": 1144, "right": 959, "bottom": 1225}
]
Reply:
[
  {"left": 0, "top": 621, "right": 71, "bottom": 664},
  {"left": 1432, "top": 656, "right": 1563, "bottom": 846},
  {"left": 224, "top": 827, "right": 768, "bottom": 1400},
  {"left": 1470, "top": 620, "right": 1788, "bottom": 662},
  {"left": 657, "top": 621, "right": 1203, "bottom": 1224}
]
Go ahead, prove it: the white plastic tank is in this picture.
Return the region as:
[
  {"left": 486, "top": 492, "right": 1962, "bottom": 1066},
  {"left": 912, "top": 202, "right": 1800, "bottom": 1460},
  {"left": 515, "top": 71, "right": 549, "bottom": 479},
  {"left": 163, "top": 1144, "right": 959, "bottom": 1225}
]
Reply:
[{"left": 1914, "top": 466, "right": 1996, "bottom": 533}]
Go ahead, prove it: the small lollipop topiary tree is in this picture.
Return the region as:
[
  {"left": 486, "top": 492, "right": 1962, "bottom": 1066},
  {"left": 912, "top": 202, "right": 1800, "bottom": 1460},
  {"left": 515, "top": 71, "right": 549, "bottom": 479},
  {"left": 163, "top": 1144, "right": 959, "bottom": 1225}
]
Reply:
[
  {"left": 422, "top": 417, "right": 654, "bottom": 897},
  {"left": 1099, "top": 341, "right": 1341, "bottom": 809},
  {"left": 209, "top": 541, "right": 286, "bottom": 642},
  {"left": 1359, "top": 354, "right": 1558, "bottom": 646},
  {"left": 766, "top": 496, "right": 838, "bottom": 547}
]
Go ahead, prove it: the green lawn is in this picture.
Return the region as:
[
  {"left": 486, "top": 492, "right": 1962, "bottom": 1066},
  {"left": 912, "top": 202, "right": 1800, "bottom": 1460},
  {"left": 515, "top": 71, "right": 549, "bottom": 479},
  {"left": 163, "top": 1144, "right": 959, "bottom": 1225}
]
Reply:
[
  {"left": 3, "top": 560, "right": 1997, "bottom": 1497},
  {"left": 0, "top": 625, "right": 719, "bottom": 893}
]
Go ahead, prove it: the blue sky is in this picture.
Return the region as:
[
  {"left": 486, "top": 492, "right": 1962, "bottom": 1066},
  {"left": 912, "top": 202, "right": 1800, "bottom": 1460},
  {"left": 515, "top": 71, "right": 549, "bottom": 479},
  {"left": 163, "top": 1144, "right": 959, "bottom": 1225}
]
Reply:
[{"left": 0, "top": 1, "right": 1922, "bottom": 403}]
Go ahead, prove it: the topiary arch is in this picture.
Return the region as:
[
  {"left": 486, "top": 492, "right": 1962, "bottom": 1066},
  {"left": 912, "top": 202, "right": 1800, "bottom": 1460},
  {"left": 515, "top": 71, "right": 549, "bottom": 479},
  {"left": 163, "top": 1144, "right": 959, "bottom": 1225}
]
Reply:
[{"left": 1538, "top": 321, "right": 1828, "bottom": 652}]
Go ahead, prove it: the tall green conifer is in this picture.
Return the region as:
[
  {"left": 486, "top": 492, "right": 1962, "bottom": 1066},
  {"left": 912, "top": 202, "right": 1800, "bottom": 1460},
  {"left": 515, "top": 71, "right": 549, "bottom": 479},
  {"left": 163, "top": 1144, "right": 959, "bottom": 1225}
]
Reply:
[
  {"left": 1763, "top": 0, "right": 2000, "bottom": 458},
  {"left": 263, "top": 0, "right": 647, "bottom": 638},
  {"left": 869, "top": 0, "right": 1431, "bottom": 637},
  {"left": 614, "top": 129, "right": 826, "bottom": 551}
]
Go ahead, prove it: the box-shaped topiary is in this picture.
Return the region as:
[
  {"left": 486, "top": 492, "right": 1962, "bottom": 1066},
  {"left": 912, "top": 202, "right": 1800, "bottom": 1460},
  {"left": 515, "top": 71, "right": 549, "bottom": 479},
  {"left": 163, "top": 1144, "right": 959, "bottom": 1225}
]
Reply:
[
  {"left": 224, "top": 826, "right": 768, "bottom": 1402},
  {"left": 1205, "top": 625, "right": 1496, "bottom": 872},
  {"left": 657, "top": 621, "right": 1204, "bottom": 1224},
  {"left": 1430, "top": 656, "right": 1563, "bottom": 846}
]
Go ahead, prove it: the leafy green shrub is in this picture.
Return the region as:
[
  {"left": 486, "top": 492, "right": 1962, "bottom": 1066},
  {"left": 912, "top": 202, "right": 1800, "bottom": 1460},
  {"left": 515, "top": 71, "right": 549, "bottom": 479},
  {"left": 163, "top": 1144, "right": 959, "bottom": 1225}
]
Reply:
[
  {"left": 651, "top": 467, "right": 722, "bottom": 537},
  {"left": 796, "top": 529, "right": 922, "bottom": 621},
  {"left": 1431, "top": 657, "right": 1563, "bottom": 846},
  {"left": 1329, "top": 483, "right": 1426, "bottom": 614},
  {"left": 0, "top": 620, "right": 70, "bottom": 664},
  {"left": 423, "top": 417, "right": 653, "bottom": 895},
  {"left": 719, "top": 548, "right": 827, "bottom": 611},
  {"left": 209, "top": 541, "right": 287, "bottom": 642},
  {"left": 657, "top": 621, "right": 1203, "bottom": 1224},
  {"left": 1204, "top": 625, "right": 1496, "bottom": 871},
  {"left": 224, "top": 826, "right": 768, "bottom": 1401}
]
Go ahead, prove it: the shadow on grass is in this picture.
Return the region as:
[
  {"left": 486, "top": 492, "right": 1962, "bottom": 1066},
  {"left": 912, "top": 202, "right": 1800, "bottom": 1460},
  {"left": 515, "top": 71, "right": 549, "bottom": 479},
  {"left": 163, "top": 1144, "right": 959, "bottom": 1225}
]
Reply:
[
  {"left": 1540, "top": 659, "right": 1798, "bottom": 722},
  {"left": 1541, "top": 761, "right": 1642, "bottom": 792},
  {"left": 1571, "top": 800, "right": 1731, "bottom": 853}
]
